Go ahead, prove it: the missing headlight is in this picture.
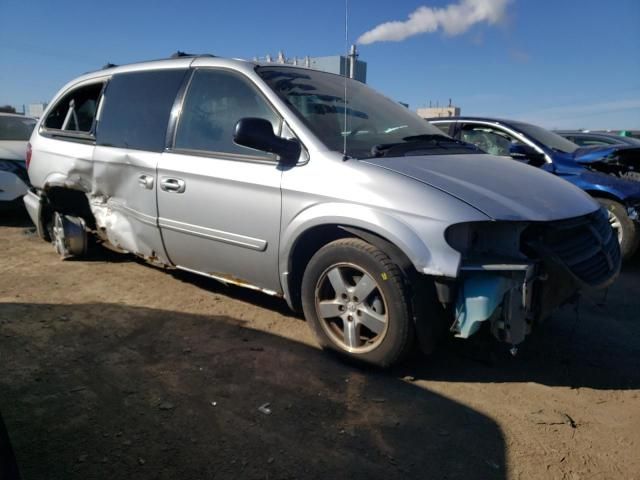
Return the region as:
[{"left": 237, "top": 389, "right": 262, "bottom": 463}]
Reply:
[{"left": 445, "top": 221, "right": 528, "bottom": 260}]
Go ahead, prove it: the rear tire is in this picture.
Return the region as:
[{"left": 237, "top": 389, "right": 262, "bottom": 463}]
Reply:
[
  {"left": 596, "top": 198, "right": 639, "bottom": 261},
  {"left": 50, "top": 212, "right": 88, "bottom": 260},
  {"left": 301, "top": 238, "right": 415, "bottom": 367}
]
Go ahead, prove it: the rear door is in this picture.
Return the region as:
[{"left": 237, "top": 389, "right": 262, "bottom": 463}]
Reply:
[
  {"left": 157, "top": 68, "right": 284, "bottom": 292},
  {"left": 93, "top": 69, "right": 188, "bottom": 263}
]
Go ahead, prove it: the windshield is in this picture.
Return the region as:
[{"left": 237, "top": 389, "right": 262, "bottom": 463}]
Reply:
[
  {"left": 0, "top": 116, "right": 37, "bottom": 141},
  {"left": 510, "top": 121, "right": 579, "bottom": 154},
  {"left": 257, "top": 66, "right": 447, "bottom": 158}
]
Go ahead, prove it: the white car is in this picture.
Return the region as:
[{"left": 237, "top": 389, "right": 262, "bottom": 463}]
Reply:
[{"left": 0, "top": 113, "right": 37, "bottom": 209}]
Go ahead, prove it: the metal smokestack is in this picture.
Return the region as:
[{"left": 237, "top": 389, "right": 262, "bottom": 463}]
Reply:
[{"left": 348, "top": 44, "right": 358, "bottom": 79}]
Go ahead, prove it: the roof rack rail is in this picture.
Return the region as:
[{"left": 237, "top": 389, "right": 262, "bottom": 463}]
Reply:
[
  {"left": 170, "top": 51, "right": 215, "bottom": 59},
  {"left": 102, "top": 63, "right": 118, "bottom": 69}
]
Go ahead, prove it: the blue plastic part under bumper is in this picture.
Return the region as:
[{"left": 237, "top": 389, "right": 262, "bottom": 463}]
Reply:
[{"left": 454, "top": 272, "right": 513, "bottom": 339}]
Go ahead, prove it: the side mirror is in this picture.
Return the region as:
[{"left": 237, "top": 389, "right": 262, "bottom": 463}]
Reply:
[
  {"left": 234, "top": 117, "right": 301, "bottom": 164},
  {"left": 509, "top": 143, "right": 545, "bottom": 166}
]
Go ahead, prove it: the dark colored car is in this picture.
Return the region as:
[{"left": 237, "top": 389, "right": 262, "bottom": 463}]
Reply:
[
  {"left": 555, "top": 130, "right": 640, "bottom": 148},
  {"left": 430, "top": 117, "right": 640, "bottom": 260}
]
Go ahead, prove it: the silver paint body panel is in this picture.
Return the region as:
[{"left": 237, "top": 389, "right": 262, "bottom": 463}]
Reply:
[{"left": 26, "top": 56, "right": 599, "bottom": 303}]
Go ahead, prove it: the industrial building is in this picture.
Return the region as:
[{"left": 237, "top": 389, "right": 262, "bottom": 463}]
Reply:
[
  {"left": 416, "top": 102, "right": 461, "bottom": 119},
  {"left": 27, "top": 103, "right": 47, "bottom": 118}
]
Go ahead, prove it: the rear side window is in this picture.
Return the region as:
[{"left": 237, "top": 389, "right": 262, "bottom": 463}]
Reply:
[
  {"left": 174, "top": 69, "right": 280, "bottom": 158},
  {"left": 97, "top": 69, "right": 187, "bottom": 152},
  {"left": 44, "top": 82, "right": 104, "bottom": 133}
]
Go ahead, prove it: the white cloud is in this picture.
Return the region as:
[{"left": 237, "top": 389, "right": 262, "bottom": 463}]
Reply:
[{"left": 357, "top": 0, "right": 512, "bottom": 45}]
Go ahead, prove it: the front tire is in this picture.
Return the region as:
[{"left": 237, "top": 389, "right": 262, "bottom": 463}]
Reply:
[
  {"left": 596, "top": 198, "right": 639, "bottom": 261},
  {"left": 301, "top": 238, "right": 415, "bottom": 367}
]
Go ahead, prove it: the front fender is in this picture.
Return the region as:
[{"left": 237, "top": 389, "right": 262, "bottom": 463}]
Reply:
[
  {"left": 279, "top": 202, "right": 464, "bottom": 280},
  {"left": 559, "top": 170, "right": 640, "bottom": 203}
]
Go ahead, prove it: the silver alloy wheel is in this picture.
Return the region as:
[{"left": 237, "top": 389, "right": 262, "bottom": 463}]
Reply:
[
  {"left": 607, "top": 209, "right": 623, "bottom": 244},
  {"left": 52, "top": 212, "right": 67, "bottom": 257},
  {"left": 314, "top": 263, "right": 389, "bottom": 354},
  {"left": 51, "top": 212, "right": 87, "bottom": 259}
]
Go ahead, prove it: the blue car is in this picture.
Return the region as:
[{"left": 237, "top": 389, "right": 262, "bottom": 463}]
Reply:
[{"left": 429, "top": 117, "right": 640, "bottom": 260}]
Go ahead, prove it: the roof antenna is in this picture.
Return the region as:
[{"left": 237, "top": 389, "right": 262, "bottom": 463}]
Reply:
[{"left": 342, "top": 0, "right": 349, "bottom": 160}]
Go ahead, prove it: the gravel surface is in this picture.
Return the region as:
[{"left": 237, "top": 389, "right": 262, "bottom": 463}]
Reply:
[{"left": 1, "top": 209, "right": 638, "bottom": 479}]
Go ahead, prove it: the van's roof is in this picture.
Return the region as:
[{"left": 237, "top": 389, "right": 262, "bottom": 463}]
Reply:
[{"left": 68, "top": 53, "right": 335, "bottom": 90}]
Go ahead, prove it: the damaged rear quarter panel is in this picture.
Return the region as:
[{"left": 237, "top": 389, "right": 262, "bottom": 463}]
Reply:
[
  {"left": 31, "top": 136, "right": 171, "bottom": 265},
  {"left": 30, "top": 136, "right": 94, "bottom": 192}
]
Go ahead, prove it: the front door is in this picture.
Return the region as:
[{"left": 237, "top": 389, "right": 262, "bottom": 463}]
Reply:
[{"left": 157, "top": 68, "right": 284, "bottom": 292}]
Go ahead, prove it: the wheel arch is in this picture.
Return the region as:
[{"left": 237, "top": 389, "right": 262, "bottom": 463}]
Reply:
[
  {"left": 584, "top": 189, "right": 623, "bottom": 203},
  {"left": 40, "top": 185, "right": 96, "bottom": 239},
  {"left": 285, "top": 223, "right": 418, "bottom": 310},
  {"left": 284, "top": 221, "right": 449, "bottom": 355}
]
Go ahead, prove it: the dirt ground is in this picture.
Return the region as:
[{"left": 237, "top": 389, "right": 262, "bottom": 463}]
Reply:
[{"left": 0, "top": 209, "right": 639, "bottom": 480}]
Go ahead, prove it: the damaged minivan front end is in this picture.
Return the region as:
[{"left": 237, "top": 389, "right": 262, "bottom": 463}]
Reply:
[{"left": 445, "top": 208, "right": 620, "bottom": 349}]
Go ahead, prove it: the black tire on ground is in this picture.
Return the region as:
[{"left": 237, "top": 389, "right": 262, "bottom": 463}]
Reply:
[
  {"left": 301, "top": 237, "right": 415, "bottom": 367},
  {"left": 596, "top": 198, "right": 639, "bottom": 261}
]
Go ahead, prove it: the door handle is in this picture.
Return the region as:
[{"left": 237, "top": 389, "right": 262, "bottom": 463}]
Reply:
[
  {"left": 138, "top": 174, "right": 154, "bottom": 190},
  {"left": 160, "top": 177, "right": 186, "bottom": 193}
]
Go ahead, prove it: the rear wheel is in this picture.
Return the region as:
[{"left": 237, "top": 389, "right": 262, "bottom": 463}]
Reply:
[
  {"left": 50, "top": 212, "right": 88, "bottom": 260},
  {"left": 596, "top": 198, "right": 639, "bottom": 261},
  {"left": 301, "top": 238, "right": 415, "bottom": 367}
]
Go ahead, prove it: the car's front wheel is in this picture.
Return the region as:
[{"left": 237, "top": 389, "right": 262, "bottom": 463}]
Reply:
[
  {"left": 596, "top": 198, "right": 639, "bottom": 261},
  {"left": 301, "top": 238, "right": 415, "bottom": 367}
]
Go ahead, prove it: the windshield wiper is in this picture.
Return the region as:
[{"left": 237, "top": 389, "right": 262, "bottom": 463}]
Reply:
[{"left": 369, "top": 134, "right": 479, "bottom": 158}]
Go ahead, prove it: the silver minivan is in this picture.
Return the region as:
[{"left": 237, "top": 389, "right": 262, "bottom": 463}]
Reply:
[{"left": 24, "top": 54, "right": 620, "bottom": 366}]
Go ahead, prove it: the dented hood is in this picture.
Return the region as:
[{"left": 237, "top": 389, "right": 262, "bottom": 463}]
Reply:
[
  {"left": 573, "top": 144, "right": 640, "bottom": 163},
  {"left": 363, "top": 153, "right": 598, "bottom": 221}
]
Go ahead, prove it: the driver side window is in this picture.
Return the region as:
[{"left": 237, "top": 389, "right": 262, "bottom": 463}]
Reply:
[{"left": 459, "top": 124, "right": 522, "bottom": 156}]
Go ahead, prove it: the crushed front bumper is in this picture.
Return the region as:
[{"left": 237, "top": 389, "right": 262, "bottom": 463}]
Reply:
[
  {"left": 453, "top": 260, "right": 539, "bottom": 346},
  {"left": 449, "top": 209, "right": 620, "bottom": 347}
]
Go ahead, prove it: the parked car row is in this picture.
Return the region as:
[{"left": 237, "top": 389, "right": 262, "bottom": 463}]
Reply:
[
  {"left": 555, "top": 130, "right": 640, "bottom": 147},
  {"left": 430, "top": 117, "right": 640, "bottom": 260},
  {"left": 8, "top": 54, "right": 626, "bottom": 366}
]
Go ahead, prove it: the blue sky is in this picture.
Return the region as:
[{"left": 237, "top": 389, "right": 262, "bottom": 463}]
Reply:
[{"left": 1, "top": 0, "right": 638, "bottom": 129}]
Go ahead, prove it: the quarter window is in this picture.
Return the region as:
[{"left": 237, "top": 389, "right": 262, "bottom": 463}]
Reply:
[
  {"left": 175, "top": 69, "right": 280, "bottom": 158},
  {"left": 44, "top": 82, "right": 104, "bottom": 133},
  {"left": 97, "top": 69, "right": 187, "bottom": 152}
]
